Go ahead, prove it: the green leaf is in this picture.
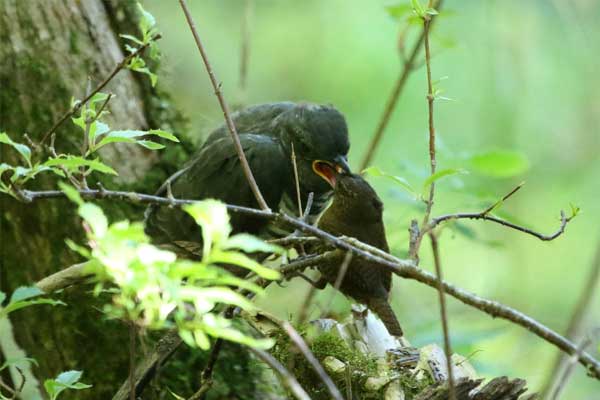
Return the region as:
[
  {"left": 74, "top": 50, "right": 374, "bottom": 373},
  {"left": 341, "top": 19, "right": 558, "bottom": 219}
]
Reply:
[
  {"left": 9, "top": 286, "right": 43, "bottom": 303},
  {"left": 59, "top": 181, "right": 83, "bottom": 206},
  {"left": 79, "top": 203, "right": 108, "bottom": 238},
  {"left": 137, "top": 2, "right": 156, "bottom": 37},
  {"left": 363, "top": 166, "right": 416, "bottom": 196},
  {"left": 45, "top": 156, "right": 118, "bottom": 175},
  {"left": 426, "top": 7, "right": 439, "bottom": 15},
  {"left": 2, "top": 297, "right": 65, "bottom": 317},
  {"left": 89, "top": 121, "right": 110, "bottom": 149},
  {"left": 224, "top": 233, "right": 284, "bottom": 254},
  {"left": 149, "top": 129, "right": 179, "bottom": 142},
  {"left": 184, "top": 200, "right": 232, "bottom": 256},
  {"left": 137, "top": 140, "right": 165, "bottom": 150},
  {"left": 469, "top": 150, "right": 530, "bottom": 178},
  {"left": 0, "top": 132, "right": 32, "bottom": 166},
  {"left": 411, "top": 0, "right": 425, "bottom": 17},
  {"left": 422, "top": 168, "right": 468, "bottom": 190},
  {"left": 44, "top": 370, "right": 91, "bottom": 400},
  {"left": 119, "top": 34, "right": 144, "bottom": 45},
  {"left": 0, "top": 357, "right": 37, "bottom": 372},
  {"left": 0, "top": 291, "right": 5, "bottom": 305},
  {"left": 210, "top": 250, "right": 280, "bottom": 280},
  {"left": 385, "top": 4, "right": 413, "bottom": 20}
]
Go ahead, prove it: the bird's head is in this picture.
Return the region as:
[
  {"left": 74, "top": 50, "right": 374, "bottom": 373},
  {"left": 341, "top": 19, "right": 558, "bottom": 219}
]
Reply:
[
  {"left": 275, "top": 103, "right": 351, "bottom": 192},
  {"left": 331, "top": 173, "right": 384, "bottom": 222}
]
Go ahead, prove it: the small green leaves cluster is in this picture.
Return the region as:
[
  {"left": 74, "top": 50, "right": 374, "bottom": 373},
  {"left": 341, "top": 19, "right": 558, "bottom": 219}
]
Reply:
[
  {"left": 385, "top": 1, "right": 438, "bottom": 26},
  {"left": 121, "top": 3, "right": 161, "bottom": 86},
  {"left": 0, "top": 93, "right": 178, "bottom": 196},
  {"left": 44, "top": 371, "right": 92, "bottom": 400},
  {"left": 63, "top": 185, "right": 281, "bottom": 350}
]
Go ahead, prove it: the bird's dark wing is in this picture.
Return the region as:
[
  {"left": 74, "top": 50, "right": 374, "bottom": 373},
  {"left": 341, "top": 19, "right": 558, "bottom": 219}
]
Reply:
[
  {"left": 203, "top": 102, "right": 295, "bottom": 146},
  {"left": 145, "top": 134, "right": 290, "bottom": 244}
]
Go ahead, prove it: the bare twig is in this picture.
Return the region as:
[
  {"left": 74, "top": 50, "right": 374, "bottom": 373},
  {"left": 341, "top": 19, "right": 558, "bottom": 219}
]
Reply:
[
  {"left": 39, "top": 35, "right": 162, "bottom": 145},
  {"left": 428, "top": 209, "right": 571, "bottom": 241},
  {"left": 359, "top": 0, "right": 444, "bottom": 170},
  {"left": 246, "top": 347, "right": 311, "bottom": 400},
  {"left": 178, "top": 0, "right": 269, "bottom": 211},
  {"left": 541, "top": 239, "right": 600, "bottom": 397},
  {"left": 35, "top": 262, "right": 91, "bottom": 293},
  {"left": 282, "top": 322, "right": 344, "bottom": 400},
  {"left": 291, "top": 144, "right": 303, "bottom": 219},
  {"left": 429, "top": 233, "right": 456, "bottom": 400}
]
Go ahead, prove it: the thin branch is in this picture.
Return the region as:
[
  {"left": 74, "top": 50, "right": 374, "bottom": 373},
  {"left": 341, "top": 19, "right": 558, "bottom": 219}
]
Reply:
[
  {"left": 129, "top": 323, "right": 136, "bottom": 400},
  {"left": 16, "top": 188, "right": 600, "bottom": 379},
  {"left": 428, "top": 209, "right": 571, "bottom": 241},
  {"left": 541, "top": 238, "right": 600, "bottom": 397},
  {"left": 282, "top": 322, "right": 344, "bottom": 400},
  {"left": 429, "top": 233, "right": 456, "bottom": 400},
  {"left": 359, "top": 0, "right": 444, "bottom": 170},
  {"left": 246, "top": 347, "right": 311, "bottom": 400},
  {"left": 35, "top": 262, "right": 91, "bottom": 293},
  {"left": 39, "top": 35, "right": 162, "bottom": 145},
  {"left": 178, "top": 0, "right": 269, "bottom": 211}
]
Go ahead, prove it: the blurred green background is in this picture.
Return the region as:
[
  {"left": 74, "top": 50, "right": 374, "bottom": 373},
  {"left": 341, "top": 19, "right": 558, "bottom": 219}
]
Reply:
[{"left": 145, "top": 0, "right": 599, "bottom": 397}]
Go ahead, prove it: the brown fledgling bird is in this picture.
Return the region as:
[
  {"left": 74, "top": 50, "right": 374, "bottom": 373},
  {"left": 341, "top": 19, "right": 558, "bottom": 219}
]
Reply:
[{"left": 315, "top": 173, "right": 404, "bottom": 337}]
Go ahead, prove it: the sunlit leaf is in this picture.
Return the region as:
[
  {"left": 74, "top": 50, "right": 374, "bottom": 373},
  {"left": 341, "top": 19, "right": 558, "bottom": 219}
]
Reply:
[
  {"left": 59, "top": 181, "right": 83, "bottom": 206},
  {"left": 184, "top": 200, "right": 232, "bottom": 256},
  {"left": 137, "top": 140, "right": 165, "bottom": 150},
  {"left": 44, "top": 370, "right": 91, "bottom": 400},
  {"left": 149, "top": 129, "right": 179, "bottom": 142},
  {"left": 411, "top": 0, "right": 425, "bottom": 17},
  {"left": 210, "top": 250, "right": 280, "bottom": 280},
  {"left": 45, "top": 156, "right": 118, "bottom": 175},
  {"left": 224, "top": 233, "right": 284, "bottom": 254},
  {"left": 422, "top": 168, "right": 468, "bottom": 190},
  {"left": 0, "top": 132, "right": 31, "bottom": 166},
  {"left": 119, "top": 34, "right": 144, "bottom": 45},
  {"left": 469, "top": 150, "right": 530, "bottom": 178},
  {"left": 79, "top": 203, "right": 108, "bottom": 238}
]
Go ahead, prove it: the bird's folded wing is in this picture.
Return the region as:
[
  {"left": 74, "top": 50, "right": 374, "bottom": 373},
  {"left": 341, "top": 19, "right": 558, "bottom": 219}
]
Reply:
[{"left": 145, "top": 134, "right": 290, "bottom": 244}]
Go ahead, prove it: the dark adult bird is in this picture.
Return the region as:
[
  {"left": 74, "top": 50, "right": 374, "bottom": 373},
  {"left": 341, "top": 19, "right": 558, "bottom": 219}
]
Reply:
[
  {"left": 145, "top": 102, "right": 351, "bottom": 250},
  {"left": 315, "top": 173, "right": 404, "bottom": 337}
]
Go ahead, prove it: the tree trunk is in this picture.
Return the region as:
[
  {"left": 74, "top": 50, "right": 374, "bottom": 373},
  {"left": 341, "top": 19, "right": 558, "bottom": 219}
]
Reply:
[{"left": 0, "top": 1, "right": 186, "bottom": 398}]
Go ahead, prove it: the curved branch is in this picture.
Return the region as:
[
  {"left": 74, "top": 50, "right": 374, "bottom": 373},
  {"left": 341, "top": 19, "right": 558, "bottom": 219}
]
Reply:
[{"left": 428, "top": 210, "right": 570, "bottom": 241}]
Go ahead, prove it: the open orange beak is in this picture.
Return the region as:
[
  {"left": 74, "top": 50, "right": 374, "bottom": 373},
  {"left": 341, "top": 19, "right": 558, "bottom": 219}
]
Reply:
[{"left": 312, "top": 156, "right": 350, "bottom": 188}]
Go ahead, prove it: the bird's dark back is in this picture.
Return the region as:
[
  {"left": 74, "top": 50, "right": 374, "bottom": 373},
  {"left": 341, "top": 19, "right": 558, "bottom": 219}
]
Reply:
[{"left": 317, "top": 174, "right": 392, "bottom": 299}]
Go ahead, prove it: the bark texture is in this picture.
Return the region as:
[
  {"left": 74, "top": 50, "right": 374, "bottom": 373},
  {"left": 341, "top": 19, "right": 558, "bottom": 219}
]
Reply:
[{"left": 0, "top": 0, "right": 186, "bottom": 397}]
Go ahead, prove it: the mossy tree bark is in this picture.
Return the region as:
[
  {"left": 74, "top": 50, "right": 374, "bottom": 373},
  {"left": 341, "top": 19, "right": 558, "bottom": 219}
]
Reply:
[{"left": 0, "top": 0, "right": 187, "bottom": 398}]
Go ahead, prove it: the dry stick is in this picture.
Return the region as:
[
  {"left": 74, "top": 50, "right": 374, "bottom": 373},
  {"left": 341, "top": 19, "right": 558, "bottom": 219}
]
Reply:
[
  {"left": 429, "top": 233, "right": 456, "bottom": 400},
  {"left": 541, "top": 239, "right": 600, "bottom": 398},
  {"left": 19, "top": 189, "right": 598, "bottom": 378},
  {"left": 178, "top": 0, "right": 269, "bottom": 211},
  {"left": 359, "top": 0, "right": 445, "bottom": 170},
  {"left": 282, "top": 322, "right": 344, "bottom": 400},
  {"left": 246, "top": 347, "right": 311, "bottom": 400},
  {"left": 39, "top": 35, "right": 162, "bottom": 146}
]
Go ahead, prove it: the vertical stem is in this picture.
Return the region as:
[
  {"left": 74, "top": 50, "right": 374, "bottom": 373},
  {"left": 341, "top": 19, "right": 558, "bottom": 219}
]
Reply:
[
  {"left": 429, "top": 233, "right": 456, "bottom": 400},
  {"left": 239, "top": 0, "right": 253, "bottom": 103},
  {"left": 178, "top": 0, "right": 269, "bottom": 211}
]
